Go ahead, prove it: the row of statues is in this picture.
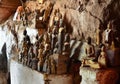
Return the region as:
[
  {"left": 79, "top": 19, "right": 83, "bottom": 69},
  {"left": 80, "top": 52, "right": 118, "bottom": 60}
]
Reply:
[
  {"left": 12, "top": 0, "right": 119, "bottom": 72},
  {"left": 18, "top": 9, "right": 71, "bottom": 74},
  {"left": 17, "top": 13, "right": 116, "bottom": 71}
]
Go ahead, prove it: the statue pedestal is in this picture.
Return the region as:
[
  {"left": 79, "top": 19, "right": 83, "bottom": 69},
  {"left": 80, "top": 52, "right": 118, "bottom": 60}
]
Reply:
[
  {"left": 10, "top": 59, "right": 73, "bottom": 84},
  {"left": 80, "top": 67, "right": 98, "bottom": 84},
  {"left": 106, "top": 48, "right": 120, "bottom": 67},
  {"left": 79, "top": 67, "right": 120, "bottom": 84},
  {"left": 51, "top": 54, "right": 69, "bottom": 74}
]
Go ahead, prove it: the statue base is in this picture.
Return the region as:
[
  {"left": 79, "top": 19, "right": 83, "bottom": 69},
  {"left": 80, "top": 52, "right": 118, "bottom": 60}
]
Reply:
[
  {"left": 80, "top": 67, "right": 120, "bottom": 84},
  {"left": 10, "top": 59, "right": 73, "bottom": 84}
]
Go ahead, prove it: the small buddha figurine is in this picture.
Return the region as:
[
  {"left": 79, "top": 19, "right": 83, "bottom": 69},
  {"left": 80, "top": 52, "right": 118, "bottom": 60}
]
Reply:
[
  {"left": 22, "top": 54, "right": 28, "bottom": 66},
  {"left": 98, "top": 46, "right": 108, "bottom": 68},
  {"left": 18, "top": 51, "right": 23, "bottom": 62},
  {"left": 42, "top": 43, "right": 51, "bottom": 67},
  {"left": 81, "top": 37, "right": 95, "bottom": 67},
  {"left": 96, "top": 26, "right": 103, "bottom": 46},
  {"left": 43, "top": 57, "right": 51, "bottom": 73},
  {"left": 62, "top": 42, "right": 70, "bottom": 57},
  {"left": 27, "top": 44, "right": 35, "bottom": 67},
  {"left": 21, "top": 42, "right": 28, "bottom": 65},
  {"left": 53, "top": 42, "right": 58, "bottom": 54},
  {"left": 50, "top": 57, "right": 56, "bottom": 74},
  {"left": 22, "top": 40, "right": 28, "bottom": 57},
  {"left": 103, "top": 22, "right": 113, "bottom": 47},
  {"left": 53, "top": 8, "right": 62, "bottom": 27},
  {"left": 59, "top": 15, "right": 64, "bottom": 28},
  {"left": 57, "top": 27, "right": 65, "bottom": 54},
  {"left": 38, "top": 56, "right": 44, "bottom": 72},
  {"left": 52, "top": 25, "right": 59, "bottom": 34},
  {"left": 34, "top": 34, "right": 39, "bottom": 57},
  {"left": 23, "top": 29, "right": 31, "bottom": 46},
  {"left": 85, "top": 37, "right": 95, "bottom": 58},
  {"left": 38, "top": 44, "right": 44, "bottom": 59},
  {"left": 51, "top": 28, "right": 57, "bottom": 54},
  {"left": 43, "top": 33, "right": 50, "bottom": 45},
  {"left": 31, "top": 55, "right": 39, "bottom": 70}
]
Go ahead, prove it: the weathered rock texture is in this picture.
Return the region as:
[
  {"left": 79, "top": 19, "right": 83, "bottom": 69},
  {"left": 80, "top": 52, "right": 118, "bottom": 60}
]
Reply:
[
  {"left": 3, "top": 0, "right": 118, "bottom": 44},
  {"left": 0, "top": 0, "right": 22, "bottom": 23},
  {"left": 80, "top": 67, "right": 119, "bottom": 84},
  {"left": 50, "top": 0, "right": 120, "bottom": 43},
  {"left": 80, "top": 67, "right": 98, "bottom": 84},
  {"left": 0, "top": 0, "right": 120, "bottom": 41}
]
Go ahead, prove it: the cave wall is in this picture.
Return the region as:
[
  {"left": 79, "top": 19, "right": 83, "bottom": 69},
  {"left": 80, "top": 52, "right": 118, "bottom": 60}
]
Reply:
[
  {"left": 50, "top": 0, "right": 120, "bottom": 42},
  {"left": 0, "top": 0, "right": 21, "bottom": 23},
  {"left": 0, "top": 0, "right": 120, "bottom": 41},
  {"left": 0, "top": 0, "right": 120, "bottom": 42}
]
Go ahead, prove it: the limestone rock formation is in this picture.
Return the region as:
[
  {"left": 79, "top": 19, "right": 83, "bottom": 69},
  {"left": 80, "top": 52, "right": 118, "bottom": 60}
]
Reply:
[
  {"left": 50, "top": 0, "right": 120, "bottom": 43},
  {"left": 1, "top": 0, "right": 119, "bottom": 43}
]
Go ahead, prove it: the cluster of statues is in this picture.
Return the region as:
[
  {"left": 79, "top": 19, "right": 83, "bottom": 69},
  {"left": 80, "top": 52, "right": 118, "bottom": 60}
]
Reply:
[
  {"left": 81, "top": 21, "right": 116, "bottom": 69},
  {"left": 16, "top": 5, "right": 116, "bottom": 70},
  {"left": 18, "top": 8, "right": 71, "bottom": 74},
  {"left": 13, "top": 5, "right": 35, "bottom": 26},
  {"left": 81, "top": 37, "right": 107, "bottom": 69},
  {"left": 13, "top": 1, "right": 53, "bottom": 28},
  {"left": 13, "top": 0, "right": 119, "bottom": 72}
]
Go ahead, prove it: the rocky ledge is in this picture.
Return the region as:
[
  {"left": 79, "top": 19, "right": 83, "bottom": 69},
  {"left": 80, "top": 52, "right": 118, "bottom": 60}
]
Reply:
[{"left": 80, "top": 67, "right": 120, "bottom": 84}]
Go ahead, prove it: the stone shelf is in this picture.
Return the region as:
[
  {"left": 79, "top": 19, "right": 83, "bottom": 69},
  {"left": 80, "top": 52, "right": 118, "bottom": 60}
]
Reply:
[
  {"left": 80, "top": 67, "right": 120, "bottom": 84},
  {"left": 10, "top": 59, "right": 73, "bottom": 84}
]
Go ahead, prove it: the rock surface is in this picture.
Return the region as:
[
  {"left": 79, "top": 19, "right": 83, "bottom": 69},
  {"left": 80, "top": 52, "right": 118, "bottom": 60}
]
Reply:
[
  {"left": 0, "top": 0, "right": 120, "bottom": 42},
  {"left": 80, "top": 67, "right": 98, "bottom": 84},
  {"left": 0, "top": 0, "right": 120, "bottom": 84},
  {"left": 49, "top": 0, "right": 120, "bottom": 43},
  {"left": 10, "top": 59, "right": 73, "bottom": 84},
  {"left": 0, "top": 0, "right": 21, "bottom": 23},
  {"left": 2, "top": 0, "right": 118, "bottom": 43}
]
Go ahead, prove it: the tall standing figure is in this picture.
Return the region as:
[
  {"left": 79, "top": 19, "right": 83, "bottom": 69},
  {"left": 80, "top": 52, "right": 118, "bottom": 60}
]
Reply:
[{"left": 103, "top": 22, "right": 113, "bottom": 47}]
